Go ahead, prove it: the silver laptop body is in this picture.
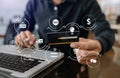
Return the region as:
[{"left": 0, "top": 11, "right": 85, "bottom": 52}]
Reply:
[{"left": 0, "top": 45, "right": 64, "bottom": 78}]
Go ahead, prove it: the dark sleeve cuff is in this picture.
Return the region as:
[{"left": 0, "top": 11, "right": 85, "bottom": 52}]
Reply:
[{"left": 94, "top": 37, "right": 109, "bottom": 56}]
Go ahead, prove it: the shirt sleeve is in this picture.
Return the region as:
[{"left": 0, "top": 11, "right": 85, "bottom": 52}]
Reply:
[
  {"left": 21, "top": 0, "right": 36, "bottom": 32},
  {"left": 83, "top": 0, "right": 115, "bottom": 54}
]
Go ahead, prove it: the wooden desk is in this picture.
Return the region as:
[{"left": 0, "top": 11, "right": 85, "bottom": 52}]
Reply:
[
  {"left": 88, "top": 49, "right": 120, "bottom": 78},
  {"left": 88, "top": 31, "right": 120, "bottom": 78}
]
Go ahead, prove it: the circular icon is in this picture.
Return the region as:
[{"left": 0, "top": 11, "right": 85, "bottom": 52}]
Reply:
[
  {"left": 68, "top": 50, "right": 77, "bottom": 61},
  {"left": 66, "top": 22, "right": 80, "bottom": 36},
  {"left": 67, "top": 48, "right": 78, "bottom": 61},
  {"left": 48, "top": 16, "right": 63, "bottom": 31},
  {"left": 69, "top": 27, "right": 75, "bottom": 33},
  {"left": 8, "top": 40, "right": 23, "bottom": 53},
  {"left": 52, "top": 19, "right": 59, "bottom": 26},
  {"left": 86, "top": 53, "right": 100, "bottom": 69},
  {"left": 36, "top": 36, "right": 48, "bottom": 50},
  {"left": 45, "top": 48, "right": 62, "bottom": 63},
  {"left": 9, "top": 40, "right": 15, "bottom": 46},
  {"left": 14, "top": 17, "right": 30, "bottom": 33},
  {"left": 19, "top": 47, "right": 36, "bottom": 62},
  {"left": 82, "top": 15, "right": 96, "bottom": 30}
]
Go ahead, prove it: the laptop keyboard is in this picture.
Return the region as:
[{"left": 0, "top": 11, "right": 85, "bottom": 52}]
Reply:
[{"left": 0, "top": 53, "right": 44, "bottom": 73}]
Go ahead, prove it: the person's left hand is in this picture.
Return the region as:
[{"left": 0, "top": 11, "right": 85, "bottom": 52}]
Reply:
[{"left": 70, "top": 38, "right": 102, "bottom": 65}]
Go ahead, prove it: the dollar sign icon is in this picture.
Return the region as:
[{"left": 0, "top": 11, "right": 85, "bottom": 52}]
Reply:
[{"left": 87, "top": 18, "right": 91, "bottom": 25}]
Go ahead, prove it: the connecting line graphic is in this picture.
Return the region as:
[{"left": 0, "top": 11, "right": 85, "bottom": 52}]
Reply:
[
  {"left": 9, "top": 38, "right": 62, "bottom": 63},
  {"left": 8, "top": 39, "right": 43, "bottom": 62},
  {"left": 12, "top": 15, "right": 98, "bottom": 67}
]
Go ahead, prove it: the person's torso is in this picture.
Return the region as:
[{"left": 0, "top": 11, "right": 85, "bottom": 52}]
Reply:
[{"left": 32, "top": 0, "right": 88, "bottom": 52}]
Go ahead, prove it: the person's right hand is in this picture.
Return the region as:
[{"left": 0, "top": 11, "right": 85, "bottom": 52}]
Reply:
[{"left": 15, "top": 30, "right": 36, "bottom": 48}]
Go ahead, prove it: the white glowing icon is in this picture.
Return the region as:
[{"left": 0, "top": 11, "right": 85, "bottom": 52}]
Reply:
[
  {"left": 87, "top": 18, "right": 91, "bottom": 25},
  {"left": 50, "top": 52, "right": 58, "bottom": 58},
  {"left": 54, "top": 6, "right": 58, "bottom": 11},
  {"left": 19, "top": 22, "right": 27, "bottom": 28},
  {"left": 70, "top": 27, "right": 75, "bottom": 33},
  {"left": 36, "top": 39, "right": 43, "bottom": 44},
  {"left": 90, "top": 59, "right": 97, "bottom": 64},
  {"left": 52, "top": 19, "right": 59, "bottom": 26}
]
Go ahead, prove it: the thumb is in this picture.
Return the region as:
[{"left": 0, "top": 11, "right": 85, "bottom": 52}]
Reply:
[{"left": 70, "top": 42, "right": 88, "bottom": 49}]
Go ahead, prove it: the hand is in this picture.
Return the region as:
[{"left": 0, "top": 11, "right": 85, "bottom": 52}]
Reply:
[
  {"left": 15, "top": 30, "right": 36, "bottom": 48},
  {"left": 70, "top": 38, "right": 102, "bottom": 65}
]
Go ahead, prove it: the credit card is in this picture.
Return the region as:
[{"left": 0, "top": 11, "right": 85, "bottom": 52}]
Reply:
[{"left": 47, "top": 31, "right": 79, "bottom": 45}]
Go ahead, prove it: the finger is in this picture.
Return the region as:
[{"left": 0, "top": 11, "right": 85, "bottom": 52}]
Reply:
[
  {"left": 80, "top": 40, "right": 101, "bottom": 51},
  {"left": 75, "top": 49, "right": 99, "bottom": 64},
  {"left": 79, "top": 38, "right": 90, "bottom": 49},
  {"left": 75, "top": 49, "right": 83, "bottom": 57},
  {"left": 25, "top": 31, "right": 35, "bottom": 45},
  {"left": 70, "top": 38, "right": 85, "bottom": 49},
  {"left": 71, "top": 38, "right": 101, "bottom": 51},
  {"left": 16, "top": 35, "right": 23, "bottom": 46},
  {"left": 74, "top": 49, "right": 88, "bottom": 58},
  {"left": 78, "top": 56, "right": 98, "bottom": 65},
  {"left": 79, "top": 38, "right": 89, "bottom": 42},
  {"left": 77, "top": 56, "right": 86, "bottom": 65},
  {"left": 77, "top": 54, "right": 97, "bottom": 65},
  {"left": 15, "top": 36, "right": 19, "bottom": 46},
  {"left": 79, "top": 49, "right": 88, "bottom": 57},
  {"left": 71, "top": 40, "right": 100, "bottom": 50},
  {"left": 88, "top": 40, "right": 102, "bottom": 52},
  {"left": 70, "top": 42, "right": 88, "bottom": 50},
  {"left": 75, "top": 49, "right": 87, "bottom": 64},
  {"left": 20, "top": 31, "right": 31, "bottom": 47},
  {"left": 76, "top": 49, "right": 99, "bottom": 57}
]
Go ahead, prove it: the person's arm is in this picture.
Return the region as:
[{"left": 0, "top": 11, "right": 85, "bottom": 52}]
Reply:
[
  {"left": 15, "top": 0, "right": 36, "bottom": 47},
  {"left": 23, "top": 0, "right": 36, "bottom": 32},
  {"left": 83, "top": 0, "right": 115, "bottom": 54},
  {"left": 70, "top": 0, "right": 115, "bottom": 64}
]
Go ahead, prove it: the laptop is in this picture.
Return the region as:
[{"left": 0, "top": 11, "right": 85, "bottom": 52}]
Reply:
[{"left": 0, "top": 45, "right": 64, "bottom": 78}]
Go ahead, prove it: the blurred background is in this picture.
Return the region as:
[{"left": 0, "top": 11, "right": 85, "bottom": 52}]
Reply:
[
  {"left": 0, "top": 0, "right": 28, "bottom": 44},
  {"left": 0, "top": 0, "right": 120, "bottom": 78}
]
